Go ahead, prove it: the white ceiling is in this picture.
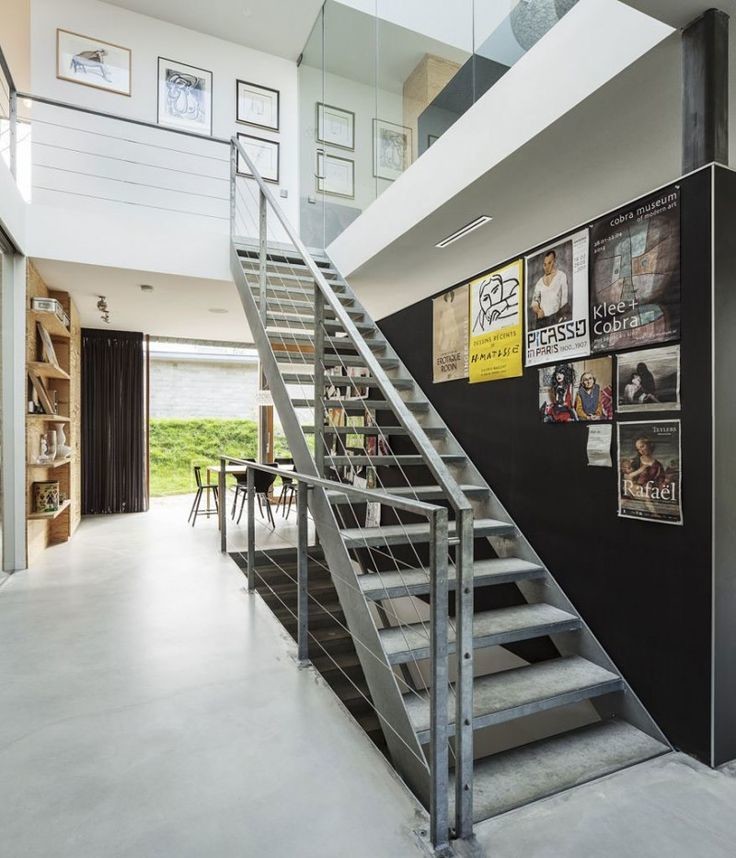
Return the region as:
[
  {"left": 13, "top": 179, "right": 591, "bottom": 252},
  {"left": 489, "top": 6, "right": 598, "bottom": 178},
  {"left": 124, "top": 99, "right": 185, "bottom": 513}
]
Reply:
[
  {"left": 103, "top": 0, "right": 324, "bottom": 61},
  {"left": 623, "top": 0, "right": 736, "bottom": 26},
  {"left": 31, "top": 259, "right": 252, "bottom": 342}
]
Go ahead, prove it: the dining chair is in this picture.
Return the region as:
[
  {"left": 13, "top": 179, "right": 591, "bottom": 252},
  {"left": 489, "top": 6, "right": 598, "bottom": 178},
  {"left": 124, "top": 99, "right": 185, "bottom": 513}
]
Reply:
[{"left": 188, "top": 465, "right": 219, "bottom": 527}]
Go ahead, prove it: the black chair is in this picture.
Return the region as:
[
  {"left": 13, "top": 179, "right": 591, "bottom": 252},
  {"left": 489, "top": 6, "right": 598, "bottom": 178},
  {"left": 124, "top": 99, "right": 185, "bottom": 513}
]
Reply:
[
  {"left": 275, "top": 457, "right": 296, "bottom": 519},
  {"left": 188, "top": 465, "right": 219, "bottom": 527},
  {"left": 231, "top": 458, "right": 256, "bottom": 520},
  {"left": 236, "top": 465, "right": 278, "bottom": 528}
]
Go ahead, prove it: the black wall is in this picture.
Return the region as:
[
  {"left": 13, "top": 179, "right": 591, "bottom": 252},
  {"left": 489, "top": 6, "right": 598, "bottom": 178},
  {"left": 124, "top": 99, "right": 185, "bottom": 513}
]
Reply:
[{"left": 379, "top": 169, "right": 713, "bottom": 761}]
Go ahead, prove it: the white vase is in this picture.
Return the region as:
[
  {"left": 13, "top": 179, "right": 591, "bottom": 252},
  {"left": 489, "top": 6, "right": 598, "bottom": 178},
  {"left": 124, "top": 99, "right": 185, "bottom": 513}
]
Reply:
[{"left": 54, "top": 422, "right": 72, "bottom": 460}]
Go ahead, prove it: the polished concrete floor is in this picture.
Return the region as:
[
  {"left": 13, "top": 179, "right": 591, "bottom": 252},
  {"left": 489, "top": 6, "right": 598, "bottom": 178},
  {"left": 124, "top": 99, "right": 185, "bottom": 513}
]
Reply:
[{"left": 3, "top": 496, "right": 736, "bottom": 857}]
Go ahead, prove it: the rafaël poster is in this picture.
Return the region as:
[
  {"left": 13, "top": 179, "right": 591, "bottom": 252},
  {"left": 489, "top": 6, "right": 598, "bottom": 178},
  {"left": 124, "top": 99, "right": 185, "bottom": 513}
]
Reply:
[
  {"left": 525, "top": 229, "right": 590, "bottom": 367},
  {"left": 433, "top": 283, "right": 469, "bottom": 382},
  {"left": 469, "top": 259, "right": 523, "bottom": 383},
  {"left": 590, "top": 186, "right": 680, "bottom": 353},
  {"left": 617, "top": 419, "right": 682, "bottom": 525},
  {"left": 538, "top": 357, "right": 613, "bottom": 423}
]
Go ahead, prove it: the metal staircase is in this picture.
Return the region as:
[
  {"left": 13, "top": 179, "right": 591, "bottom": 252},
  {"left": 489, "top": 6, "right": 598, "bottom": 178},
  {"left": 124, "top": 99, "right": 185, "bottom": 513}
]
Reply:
[{"left": 229, "top": 139, "right": 670, "bottom": 852}]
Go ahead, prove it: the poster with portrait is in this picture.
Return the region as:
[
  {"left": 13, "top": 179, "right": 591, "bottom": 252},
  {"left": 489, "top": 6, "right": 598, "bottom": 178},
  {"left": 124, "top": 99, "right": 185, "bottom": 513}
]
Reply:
[
  {"left": 538, "top": 357, "right": 612, "bottom": 423},
  {"left": 525, "top": 229, "right": 590, "bottom": 367},
  {"left": 468, "top": 259, "right": 523, "bottom": 383},
  {"left": 616, "top": 345, "right": 680, "bottom": 413},
  {"left": 433, "top": 283, "right": 469, "bottom": 383},
  {"left": 617, "top": 420, "right": 682, "bottom": 525},
  {"left": 590, "top": 186, "right": 680, "bottom": 353}
]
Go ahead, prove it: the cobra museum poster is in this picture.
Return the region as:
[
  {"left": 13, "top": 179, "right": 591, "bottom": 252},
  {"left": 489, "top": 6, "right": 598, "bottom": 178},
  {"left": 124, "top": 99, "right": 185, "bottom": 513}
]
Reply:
[
  {"left": 525, "top": 229, "right": 590, "bottom": 367},
  {"left": 590, "top": 186, "right": 680, "bottom": 353},
  {"left": 617, "top": 419, "right": 682, "bottom": 525},
  {"left": 433, "top": 283, "right": 469, "bottom": 383},
  {"left": 468, "top": 259, "right": 523, "bottom": 383}
]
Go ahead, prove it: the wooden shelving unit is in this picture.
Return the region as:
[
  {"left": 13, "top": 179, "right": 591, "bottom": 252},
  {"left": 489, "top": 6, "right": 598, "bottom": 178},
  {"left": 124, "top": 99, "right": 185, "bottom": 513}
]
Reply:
[
  {"left": 29, "top": 309, "right": 71, "bottom": 339},
  {"left": 28, "top": 457, "right": 72, "bottom": 469},
  {"left": 27, "top": 414, "right": 71, "bottom": 424},
  {"left": 28, "top": 499, "right": 72, "bottom": 521},
  {"left": 28, "top": 361, "right": 71, "bottom": 381}
]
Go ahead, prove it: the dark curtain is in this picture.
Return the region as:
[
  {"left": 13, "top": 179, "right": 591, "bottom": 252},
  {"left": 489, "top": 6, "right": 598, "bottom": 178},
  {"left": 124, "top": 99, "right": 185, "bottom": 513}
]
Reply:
[{"left": 82, "top": 328, "right": 147, "bottom": 514}]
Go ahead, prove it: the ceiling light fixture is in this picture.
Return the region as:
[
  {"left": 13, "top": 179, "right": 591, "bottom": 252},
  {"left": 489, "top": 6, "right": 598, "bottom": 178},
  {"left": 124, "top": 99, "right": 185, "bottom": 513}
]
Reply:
[
  {"left": 96, "top": 295, "right": 111, "bottom": 324},
  {"left": 435, "top": 215, "right": 493, "bottom": 249}
]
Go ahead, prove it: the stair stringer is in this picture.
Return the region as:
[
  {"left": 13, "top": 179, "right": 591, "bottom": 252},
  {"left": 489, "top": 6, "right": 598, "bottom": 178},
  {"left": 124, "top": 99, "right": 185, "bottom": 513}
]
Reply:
[
  {"left": 325, "top": 260, "right": 672, "bottom": 748},
  {"left": 229, "top": 246, "right": 432, "bottom": 804}
]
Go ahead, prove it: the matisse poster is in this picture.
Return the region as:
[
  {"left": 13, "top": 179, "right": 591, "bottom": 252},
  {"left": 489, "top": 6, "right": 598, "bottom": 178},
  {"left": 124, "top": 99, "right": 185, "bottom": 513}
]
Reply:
[{"left": 525, "top": 229, "right": 590, "bottom": 367}]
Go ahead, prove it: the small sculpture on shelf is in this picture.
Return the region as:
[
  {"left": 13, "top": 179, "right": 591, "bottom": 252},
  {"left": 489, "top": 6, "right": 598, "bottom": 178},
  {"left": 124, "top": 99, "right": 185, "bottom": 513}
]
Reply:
[
  {"left": 53, "top": 422, "right": 72, "bottom": 460},
  {"left": 33, "top": 480, "right": 60, "bottom": 514}
]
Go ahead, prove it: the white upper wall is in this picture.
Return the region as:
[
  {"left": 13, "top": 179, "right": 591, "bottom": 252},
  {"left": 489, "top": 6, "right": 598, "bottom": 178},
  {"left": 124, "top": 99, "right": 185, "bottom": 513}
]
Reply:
[{"left": 26, "top": 0, "right": 300, "bottom": 281}]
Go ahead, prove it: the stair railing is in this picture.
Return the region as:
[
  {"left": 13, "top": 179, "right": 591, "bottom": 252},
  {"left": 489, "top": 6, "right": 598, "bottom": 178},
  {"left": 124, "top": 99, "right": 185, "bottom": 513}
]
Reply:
[{"left": 230, "top": 136, "right": 476, "bottom": 846}]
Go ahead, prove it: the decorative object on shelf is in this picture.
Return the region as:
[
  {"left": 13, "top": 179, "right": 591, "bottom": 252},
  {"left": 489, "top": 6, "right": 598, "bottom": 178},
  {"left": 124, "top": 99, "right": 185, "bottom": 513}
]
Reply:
[
  {"left": 316, "top": 102, "right": 355, "bottom": 151},
  {"left": 236, "top": 80, "right": 279, "bottom": 130},
  {"left": 157, "top": 57, "right": 213, "bottom": 136},
  {"left": 373, "top": 118, "right": 412, "bottom": 181},
  {"left": 47, "top": 429, "right": 58, "bottom": 462},
  {"left": 316, "top": 151, "right": 354, "bottom": 198},
  {"left": 96, "top": 295, "right": 110, "bottom": 324},
  {"left": 33, "top": 480, "right": 60, "bottom": 514},
  {"left": 33, "top": 434, "right": 53, "bottom": 465},
  {"left": 31, "top": 297, "right": 70, "bottom": 329},
  {"left": 28, "top": 371, "right": 56, "bottom": 415},
  {"left": 37, "top": 322, "right": 61, "bottom": 370},
  {"left": 53, "top": 422, "right": 73, "bottom": 460},
  {"left": 237, "top": 133, "right": 280, "bottom": 183},
  {"left": 56, "top": 29, "right": 131, "bottom": 96}
]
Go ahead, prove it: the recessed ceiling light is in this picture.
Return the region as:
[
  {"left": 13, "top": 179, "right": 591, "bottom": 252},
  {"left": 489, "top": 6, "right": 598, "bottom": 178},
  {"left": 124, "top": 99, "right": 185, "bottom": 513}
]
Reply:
[
  {"left": 208, "top": 307, "right": 229, "bottom": 314},
  {"left": 435, "top": 215, "right": 493, "bottom": 249}
]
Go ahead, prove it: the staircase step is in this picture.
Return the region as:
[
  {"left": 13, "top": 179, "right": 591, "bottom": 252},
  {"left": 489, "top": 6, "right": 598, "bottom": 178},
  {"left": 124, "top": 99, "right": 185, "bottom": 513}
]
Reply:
[
  {"left": 278, "top": 354, "right": 399, "bottom": 369},
  {"left": 282, "top": 373, "right": 414, "bottom": 390},
  {"left": 267, "top": 315, "right": 375, "bottom": 333},
  {"left": 379, "top": 603, "right": 581, "bottom": 665},
  {"left": 340, "top": 518, "right": 514, "bottom": 549},
  {"left": 328, "top": 454, "right": 465, "bottom": 468},
  {"left": 263, "top": 296, "right": 356, "bottom": 311},
  {"left": 306, "top": 424, "right": 445, "bottom": 438},
  {"left": 466, "top": 719, "right": 668, "bottom": 821},
  {"left": 359, "top": 557, "right": 544, "bottom": 600},
  {"left": 327, "top": 483, "right": 486, "bottom": 504},
  {"left": 268, "top": 332, "right": 386, "bottom": 351},
  {"left": 405, "top": 656, "right": 623, "bottom": 742},
  {"left": 292, "top": 398, "right": 429, "bottom": 413},
  {"left": 249, "top": 274, "right": 345, "bottom": 289}
]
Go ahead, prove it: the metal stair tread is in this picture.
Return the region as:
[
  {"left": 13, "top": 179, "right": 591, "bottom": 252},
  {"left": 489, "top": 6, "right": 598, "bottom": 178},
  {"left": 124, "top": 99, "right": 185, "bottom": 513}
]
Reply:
[
  {"left": 464, "top": 719, "right": 669, "bottom": 821},
  {"left": 277, "top": 354, "right": 399, "bottom": 369},
  {"left": 340, "top": 518, "right": 514, "bottom": 548},
  {"left": 359, "top": 556, "right": 544, "bottom": 599},
  {"left": 282, "top": 373, "right": 414, "bottom": 389},
  {"left": 404, "top": 655, "right": 623, "bottom": 741},
  {"left": 327, "top": 454, "right": 465, "bottom": 467},
  {"left": 291, "top": 398, "right": 428, "bottom": 412},
  {"left": 379, "top": 603, "right": 580, "bottom": 664}
]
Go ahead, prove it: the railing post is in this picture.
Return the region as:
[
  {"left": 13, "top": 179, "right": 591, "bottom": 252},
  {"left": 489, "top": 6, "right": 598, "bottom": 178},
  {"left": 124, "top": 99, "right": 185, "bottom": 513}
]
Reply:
[
  {"left": 429, "top": 506, "right": 450, "bottom": 853},
  {"left": 247, "top": 465, "right": 256, "bottom": 593},
  {"left": 9, "top": 88, "right": 18, "bottom": 180},
  {"left": 313, "top": 285, "right": 325, "bottom": 478},
  {"left": 454, "top": 507, "right": 475, "bottom": 841},
  {"left": 297, "top": 482, "right": 310, "bottom": 664},
  {"left": 229, "top": 140, "right": 237, "bottom": 237},
  {"left": 259, "top": 189, "right": 268, "bottom": 327},
  {"left": 219, "top": 457, "right": 227, "bottom": 553}
]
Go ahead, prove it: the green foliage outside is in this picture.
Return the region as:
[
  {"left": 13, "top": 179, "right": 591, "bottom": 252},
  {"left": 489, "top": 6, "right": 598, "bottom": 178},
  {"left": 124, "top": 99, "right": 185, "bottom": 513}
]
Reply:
[{"left": 149, "top": 418, "right": 290, "bottom": 497}]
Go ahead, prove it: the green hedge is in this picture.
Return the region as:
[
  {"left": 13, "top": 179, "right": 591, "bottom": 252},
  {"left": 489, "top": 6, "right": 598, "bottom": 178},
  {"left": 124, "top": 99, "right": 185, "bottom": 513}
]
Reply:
[{"left": 149, "top": 418, "right": 289, "bottom": 497}]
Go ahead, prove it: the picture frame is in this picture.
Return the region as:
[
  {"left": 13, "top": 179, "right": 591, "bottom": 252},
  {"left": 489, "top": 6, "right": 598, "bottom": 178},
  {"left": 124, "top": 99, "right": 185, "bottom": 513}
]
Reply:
[
  {"left": 316, "top": 103, "right": 355, "bottom": 151},
  {"left": 316, "top": 150, "right": 355, "bottom": 199},
  {"left": 157, "top": 57, "right": 213, "bottom": 136},
  {"left": 28, "top": 370, "right": 56, "bottom": 416},
  {"left": 56, "top": 28, "right": 131, "bottom": 96},
  {"left": 373, "top": 118, "right": 412, "bottom": 181},
  {"left": 37, "top": 322, "right": 60, "bottom": 370},
  {"left": 236, "top": 80, "right": 279, "bottom": 131},
  {"left": 237, "top": 133, "right": 280, "bottom": 183}
]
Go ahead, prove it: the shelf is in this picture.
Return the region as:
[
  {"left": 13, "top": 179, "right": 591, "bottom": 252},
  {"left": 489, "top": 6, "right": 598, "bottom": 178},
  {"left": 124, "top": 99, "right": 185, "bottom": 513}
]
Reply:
[
  {"left": 28, "top": 361, "right": 71, "bottom": 381},
  {"left": 27, "top": 414, "right": 71, "bottom": 423},
  {"left": 28, "top": 457, "right": 72, "bottom": 469},
  {"left": 28, "top": 499, "right": 71, "bottom": 520},
  {"left": 30, "top": 310, "right": 70, "bottom": 339}
]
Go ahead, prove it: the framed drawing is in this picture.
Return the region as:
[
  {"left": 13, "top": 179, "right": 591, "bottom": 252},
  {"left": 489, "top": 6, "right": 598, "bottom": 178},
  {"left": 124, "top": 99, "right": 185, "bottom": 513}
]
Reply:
[
  {"left": 56, "top": 29, "right": 131, "bottom": 96},
  {"left": 373, "top": 118, "right": 412, "bottom": 181},
  {"left": 28, "top": 371, "right": 56, "bottom": 416},
  {"left": 317, "top": 151, "right": 354, "bottom": 199},
  {"left": 316, "top": 103, "right": 355, "bottom": 150},
  {"left": 236, "top": 80, "right": 279, "bottom": 131},
  {"left": 157, "top": 57, "right": 213, "bottom": 136},
  {"left": 37, "top": 323, "right": 60, "bottom": 370},
  {"left": 237, "top": 133, "right": 280, "bottom": 183}
]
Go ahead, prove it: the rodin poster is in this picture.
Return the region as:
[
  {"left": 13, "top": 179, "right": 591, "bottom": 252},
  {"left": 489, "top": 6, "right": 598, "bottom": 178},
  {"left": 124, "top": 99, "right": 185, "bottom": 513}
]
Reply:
[
  {"left": 468, "top": 259, "right": 523, "bottom": 383},
  {"left": 617, "top": 419, "right": 682, "bottom": 525},
  {"left": 525, "top": 229, "right": 590, "bottom": 367},
  {"left": 433, "top": 283, "right": 469, "bottom": 383},
  {"left": 590, "top": 186, "right": 680, "bottom": 353}
]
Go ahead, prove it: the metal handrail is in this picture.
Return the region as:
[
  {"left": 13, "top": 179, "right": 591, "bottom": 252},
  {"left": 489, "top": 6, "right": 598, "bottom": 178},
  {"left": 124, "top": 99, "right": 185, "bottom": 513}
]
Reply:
[{"left": 0, "top": 42, "right": 18, "bottom": 178}]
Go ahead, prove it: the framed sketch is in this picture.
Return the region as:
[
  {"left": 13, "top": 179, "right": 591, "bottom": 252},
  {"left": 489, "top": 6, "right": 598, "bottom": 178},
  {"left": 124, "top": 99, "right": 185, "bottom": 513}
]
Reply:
[
  {"left": 56, "top": 29, "right": 131, "bottom": 96},
  {"left": 236, "top": 80, "right": 279, "bottom": 131},
  {"left": 37, "top": 323, "right": 60, "bottom": 370},
  {"left": 374, "top": 119, "right": 412, "bottom": 181},
  {"left": 317, "top": 151, "right": 354, "bottom": 199},
  {"left": 316, "top": 103, "right": 355, "bottom": 151},
  {"left": 157, "top": 57, "right": 213, "bottom": 136},
  {"left": 237, "top": 133, "right": 280, "bottom": 183}
]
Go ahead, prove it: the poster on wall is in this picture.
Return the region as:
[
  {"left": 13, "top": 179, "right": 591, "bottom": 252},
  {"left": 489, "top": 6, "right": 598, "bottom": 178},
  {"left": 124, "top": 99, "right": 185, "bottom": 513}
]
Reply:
[
  {"left": 616, "top": 345, "right": 681, "bottom": 413},
  {"left": 538, "top": 357, "right": 613, "bottom": 423},
  {"left": 590, "top": 186, "right": 680, "bottom": 353},
  {"left": 432, "top": 283, "right": 469, "bottom": 383},
  {"left": 468, "top": 260, "right": 523, "bottom": 383},
  {"left": 525, "top": 229, "right": 590, "bottom": 367},
  {"left": 617, "top": 420, "right": 682, "bottom": 525}
]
